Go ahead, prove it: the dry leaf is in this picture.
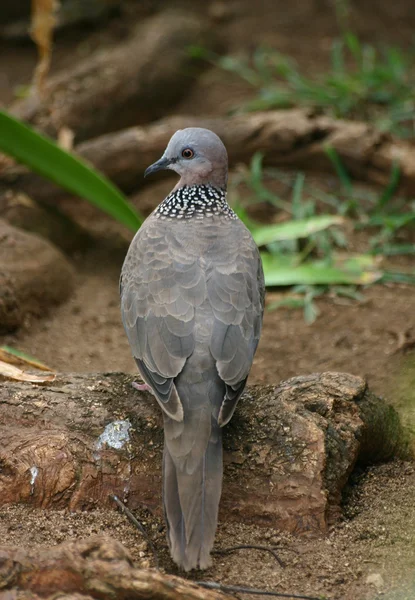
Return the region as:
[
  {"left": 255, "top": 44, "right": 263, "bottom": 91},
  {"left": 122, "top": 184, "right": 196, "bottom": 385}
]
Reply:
[
  {"left": 0, "top": 360, "right": 56, "bottom": 383},
  {"left": 30, "top": 0, "right": 59, "bottom": 96},
  {"left": 0, "top": 347, "right": 53, "bottom": 372},
  {"left": 58, "top": 126, "right": 75, "bottom": 151}
]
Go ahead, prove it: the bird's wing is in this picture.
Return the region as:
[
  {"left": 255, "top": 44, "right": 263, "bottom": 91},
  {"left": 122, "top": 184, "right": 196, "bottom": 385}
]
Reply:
[
  {"left": 208, "top": 223, "right": 265, "bottom": 426},
  {"left": 120, "top": 220, "right": 206, "bottom": 422}
]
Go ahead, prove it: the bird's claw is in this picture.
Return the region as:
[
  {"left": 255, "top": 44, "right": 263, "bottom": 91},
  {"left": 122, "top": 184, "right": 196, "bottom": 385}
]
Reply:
[{"left": 132, "top": 381, "right": 155, "bottom": 396}]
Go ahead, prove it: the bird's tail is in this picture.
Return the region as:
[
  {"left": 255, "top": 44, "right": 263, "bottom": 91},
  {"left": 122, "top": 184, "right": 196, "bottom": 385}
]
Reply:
[{"left": 162, "top": 418, "right": 223, "bottom": 571}]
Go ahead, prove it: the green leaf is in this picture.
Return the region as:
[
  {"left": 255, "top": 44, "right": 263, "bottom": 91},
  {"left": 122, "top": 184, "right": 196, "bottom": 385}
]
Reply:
[
  {"left": 0, "top": 110, "right": 142, "bottom": 231},
  {"left": 261, "top": 253, "right": 382, "bottom": 286},
  {"left": 252, "top": 215, "right": 344, "bottom": 246}
]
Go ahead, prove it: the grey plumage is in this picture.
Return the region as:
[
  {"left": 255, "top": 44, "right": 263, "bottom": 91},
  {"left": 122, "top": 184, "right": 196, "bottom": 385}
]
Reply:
[{"left": 120, "top": 128, "right": 265, "bottom": 570}]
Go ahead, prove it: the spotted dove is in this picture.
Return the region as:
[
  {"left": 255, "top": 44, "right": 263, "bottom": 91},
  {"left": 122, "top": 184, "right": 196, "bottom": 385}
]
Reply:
[{"left": 120, "top": 128, "right": 265, "bottom": 570}]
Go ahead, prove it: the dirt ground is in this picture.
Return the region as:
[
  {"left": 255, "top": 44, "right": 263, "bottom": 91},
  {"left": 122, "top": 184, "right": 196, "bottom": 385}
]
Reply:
[
  {"left": 1, "top": 1, "right": 415, "bottom": 599},
  {"left": 1, "top": 461, "right": 414, "bottom": 600}
]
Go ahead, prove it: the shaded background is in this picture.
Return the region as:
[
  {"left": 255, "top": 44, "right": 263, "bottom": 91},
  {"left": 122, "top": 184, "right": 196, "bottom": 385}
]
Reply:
[{"left": 0, "top": 2, "right": 415, "bottom": 599}]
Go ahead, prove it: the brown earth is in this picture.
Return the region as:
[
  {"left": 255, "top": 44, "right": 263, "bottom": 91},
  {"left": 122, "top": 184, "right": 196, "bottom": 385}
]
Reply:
[
  {"left": 1, "top": 1, "right": 415, "bottom": 599},
  {"left": 0, "top": 461, "right": 414, "bottom": 600}
]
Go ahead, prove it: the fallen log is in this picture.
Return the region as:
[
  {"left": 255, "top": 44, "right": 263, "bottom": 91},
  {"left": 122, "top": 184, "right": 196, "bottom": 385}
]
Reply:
[
  {"left": 2, "top": 110, "right": 415, "bottom": 211},
  {"left": 0, "top": 536, "right": 233, "bottom": 600},
  {"left": 76, "top": 110, "right": 415, "bottom": 194},
  {"left": 11, "top": 10, "right": 217, "bottom": 142},
  {"left": 0, "top": 371, "right": 408, "bottom": 533}
]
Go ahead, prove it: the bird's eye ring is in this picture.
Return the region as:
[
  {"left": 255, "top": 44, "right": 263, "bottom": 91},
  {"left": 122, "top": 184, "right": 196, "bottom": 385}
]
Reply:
[{"left": 181, "top": 148, "right": 194, "bottom": 159}]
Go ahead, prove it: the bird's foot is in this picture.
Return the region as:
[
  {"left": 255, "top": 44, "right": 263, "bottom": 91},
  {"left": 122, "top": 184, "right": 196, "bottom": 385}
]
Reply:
[{"left": 132, "top": 381, "right": 154, "bottom": 395}]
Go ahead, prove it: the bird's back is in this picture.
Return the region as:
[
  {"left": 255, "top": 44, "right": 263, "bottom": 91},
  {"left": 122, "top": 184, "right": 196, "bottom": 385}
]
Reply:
[{"left": 121, "top": 129, "right": 264, "bottom": 570}]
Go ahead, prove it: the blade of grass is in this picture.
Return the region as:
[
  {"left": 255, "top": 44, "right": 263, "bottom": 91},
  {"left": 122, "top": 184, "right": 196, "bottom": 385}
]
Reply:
[
  {"left": 291, "top": 173, "right": 305, "bottom": 219},
  {"left": 250, "top": 151, "right": 265, "bottom": 188},
  {"left": 324, "top": 144, "right": 353, "bottom": 195},
  {"left": 370, "top": 243, "right": 415, "bottom": 256},
  {"left": 0, "top": 111, "right": 142, "bottom": 231},
  {"left": 247, "top": 152, "right": 291, "bottom": 211},
  {"left": 252, "top": 215, "right": 344, "bottom": 246},
  {"left": 366, "top": 213, "right": 415, "bottom": 229},
  {"left": 375, "top": 161, "right": 401, "bottom": 211},
  {"left": 0, "top": 346, "right": 53, "bottom": 371},
  {"left": 261, "top": 253, "right": 382, "bottom": 286},
  {"left": 331, "top": 39, "right": 345, "bottom": 75},
  {"left": 380, "top": 271, "right": 415, "bottom": 284},
  {"left": 267, "top": 296, "right": 307, "bottom": 311}
]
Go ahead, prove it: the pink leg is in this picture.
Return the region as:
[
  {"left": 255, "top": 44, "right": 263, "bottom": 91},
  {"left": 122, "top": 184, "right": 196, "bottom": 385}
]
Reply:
[{"left": 132, "top": 381, "right": 154, "bottom": 395}]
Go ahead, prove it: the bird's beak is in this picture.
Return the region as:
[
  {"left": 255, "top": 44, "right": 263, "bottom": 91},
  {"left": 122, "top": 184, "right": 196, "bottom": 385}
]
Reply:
[{"left": 144, "top": 156, "right": 172, "bottom": 178}]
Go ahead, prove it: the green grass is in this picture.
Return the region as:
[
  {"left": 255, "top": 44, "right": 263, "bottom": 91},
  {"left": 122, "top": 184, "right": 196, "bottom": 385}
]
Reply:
[
  {"left": 0, "top": 110, "right": 143, "bottom": 231},
  {"left": 1, "top": 111, "right": 413, "bottom": 324},
  {"left": 208, "top": 33, "right": 415, "bottom": 138},
  {"left": 229, "top": 151, "right": 415, "bottom": 321}
]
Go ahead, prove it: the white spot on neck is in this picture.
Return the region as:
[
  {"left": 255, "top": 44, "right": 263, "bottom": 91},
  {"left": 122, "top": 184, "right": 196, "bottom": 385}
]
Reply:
[{"left": 155, "top": 184, "right": 237, "bottom": 221}]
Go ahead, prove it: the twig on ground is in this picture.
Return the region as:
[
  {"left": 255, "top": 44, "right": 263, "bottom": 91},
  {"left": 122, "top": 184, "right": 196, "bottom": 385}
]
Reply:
[
  {"left": 110, "top": 494, "right": 160, "bottom": 569},
  {"left": 213, "top": 544, "right": 286, "bottom": 568},
  {"left": 196, "top": 581, "right": 322, "bottom": 599}
]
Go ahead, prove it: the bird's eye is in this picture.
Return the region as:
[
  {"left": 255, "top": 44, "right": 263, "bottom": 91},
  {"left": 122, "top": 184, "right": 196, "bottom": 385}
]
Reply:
[{"left": 181, "top": 148, "right": 194, "bottom": 159}]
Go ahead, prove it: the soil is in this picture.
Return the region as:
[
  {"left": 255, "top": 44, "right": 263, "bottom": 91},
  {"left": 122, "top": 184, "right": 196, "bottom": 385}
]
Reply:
[
  {"left": 1, "top": 1, "right": 415, "bottom": 599},
  {"left": 1, "top": 461, "right": 414, "bottom": 600}
]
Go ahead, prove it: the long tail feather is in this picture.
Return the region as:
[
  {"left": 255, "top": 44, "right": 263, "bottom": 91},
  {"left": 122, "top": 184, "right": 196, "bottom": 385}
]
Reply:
[{"left": 163, "top": 421, "right": 222, "bottom": 570}]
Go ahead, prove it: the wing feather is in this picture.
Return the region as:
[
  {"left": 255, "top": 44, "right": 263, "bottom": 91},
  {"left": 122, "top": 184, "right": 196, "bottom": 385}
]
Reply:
[
  {"left": 206, "top": 225, "right": 265, "bottom": 426},
  {"left": 121, "top": 216, "right": 265, "bottom": 427},
  {"left": 120, "top": 220, "right": 204, "bottom": 421}
]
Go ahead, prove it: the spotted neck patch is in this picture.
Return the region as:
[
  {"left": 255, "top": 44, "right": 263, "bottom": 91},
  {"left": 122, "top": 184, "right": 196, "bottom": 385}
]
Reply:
[{"left": 155, "top": 185, "right": 237, "bottom": 220}]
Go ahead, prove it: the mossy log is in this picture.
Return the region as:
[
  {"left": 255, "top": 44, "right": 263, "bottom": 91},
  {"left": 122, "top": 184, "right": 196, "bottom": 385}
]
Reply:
[{"left": 0, "top": 371, "right": 408, "bottom": 533}]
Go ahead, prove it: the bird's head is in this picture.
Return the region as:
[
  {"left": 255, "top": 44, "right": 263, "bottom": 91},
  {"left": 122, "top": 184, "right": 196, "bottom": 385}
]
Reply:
[{"left": 144, "top": 128, "right": 228, "bottom": 189}]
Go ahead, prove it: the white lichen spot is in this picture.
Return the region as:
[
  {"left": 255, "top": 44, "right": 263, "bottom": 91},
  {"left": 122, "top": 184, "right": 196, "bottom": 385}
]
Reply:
[
  {"left": 95, "top": 419, "right": 131, "bottom": 451},
  {"left": 29, "top": 466, "right": 38, "bottom": 494}
]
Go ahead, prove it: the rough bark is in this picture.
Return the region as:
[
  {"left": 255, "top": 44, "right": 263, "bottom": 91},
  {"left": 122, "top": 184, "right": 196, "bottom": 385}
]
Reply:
[
  {"left": 2, "top": 110, "right": 415, "bottom": 208},
  {"left": 77, "top": 111, "right": 415, "bottom": 194},
  {"left": 0, "top": 220, "right": 74, "bottom": 332},
  {"left": 10, "top": 11, "right": 217, "bottom": 143},
  {"left": 0, "top": 536, "right": 233, "bottom": 600},
  {"left": 0, "top": 371, "right": 408, "bottom": 533}
]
